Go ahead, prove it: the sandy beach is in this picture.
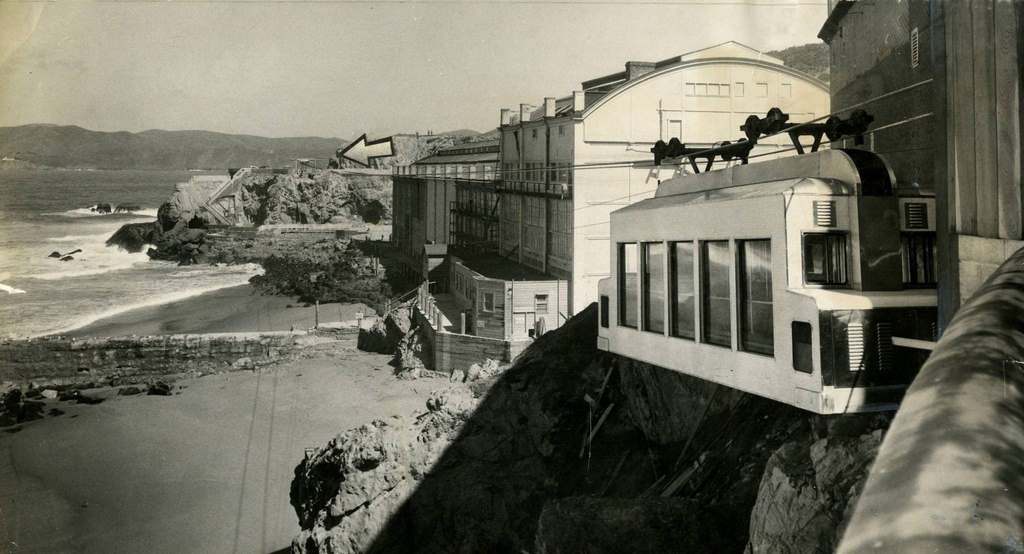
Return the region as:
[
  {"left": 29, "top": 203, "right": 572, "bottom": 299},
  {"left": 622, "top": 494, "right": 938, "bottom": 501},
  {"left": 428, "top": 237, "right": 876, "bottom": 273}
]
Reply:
[
  {"left": 0, "top": 340, "right": 431, "bottom": 553},
  {"left": 65, "top": 284, "right": 373, "bottom": 338}
]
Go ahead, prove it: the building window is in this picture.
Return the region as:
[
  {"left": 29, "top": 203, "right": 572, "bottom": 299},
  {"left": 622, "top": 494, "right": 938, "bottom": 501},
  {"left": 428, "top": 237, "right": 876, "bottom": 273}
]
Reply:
[
  {"left": 600, "top": 295, "right": 609, "bottom": 328},
  {"left": 483, "top": 292, "right": 494, "bottom": 312},
  {"left": 707, "top": 83, "right": 720, "bottom": 96},
  {"left": 696, "top": 83, "right": 708, "bottom": 96},
  {"left": 720, "top": 84, "right": 730, "bottom": 96},
  {"left": 780, "top": 83, "right": 792, "bottom": 98},
  {"left": 534, "top": 294, "right": 549, "bottom": 313},
  {"left": 738, "top": 240, "right": 773, "bottom": 356},
  {"left": 619, "top": 243, "right": 639, "bottom": 328},
  {"left": 701, "top": 241, "right": 731, "bottom": 347},
  {"left": 670, "top": 241, "right": 695, "bottom": 340},
  {"left": 558, "top": 125, "right": 566, "bottom": 136},
  {"left": 792, "top": 321, "right": 813, "bottom": 373},
  {"left": 901, "top": 232, "right": 937, "bottom": 287},
  {"left": 531, "top": 128, "right": 538, "bottom": 139},
  {"left": 755, "top": 82, "right": 768, "bottom": 97},
  {"left": 642, "top": 242, "right": 666, "bottom": 334},
  {"left": 685, "top": 83, "right": 696, "bottom": 96},
  {"left": 735, "top": 82, "right": 744, "bottom": 97}
]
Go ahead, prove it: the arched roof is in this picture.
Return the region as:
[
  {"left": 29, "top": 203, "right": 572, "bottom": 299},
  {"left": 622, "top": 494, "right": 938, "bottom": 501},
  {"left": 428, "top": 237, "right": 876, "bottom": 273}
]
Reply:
[{"left": 581, "top": 55, "right": 829, "bottom": 120}]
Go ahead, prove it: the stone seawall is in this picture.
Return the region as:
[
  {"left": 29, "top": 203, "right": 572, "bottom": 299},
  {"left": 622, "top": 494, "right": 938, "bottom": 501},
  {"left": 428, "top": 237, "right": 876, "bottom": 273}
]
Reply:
[{"left": 0, "top": 331, "right": 309, "bottom": 384}]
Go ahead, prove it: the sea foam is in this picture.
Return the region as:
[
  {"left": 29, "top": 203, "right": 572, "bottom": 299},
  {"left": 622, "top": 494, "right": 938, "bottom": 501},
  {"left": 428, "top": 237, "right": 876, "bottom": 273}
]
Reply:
[{"left": 45, "top": 205, "right": 159, "bottom": 218}]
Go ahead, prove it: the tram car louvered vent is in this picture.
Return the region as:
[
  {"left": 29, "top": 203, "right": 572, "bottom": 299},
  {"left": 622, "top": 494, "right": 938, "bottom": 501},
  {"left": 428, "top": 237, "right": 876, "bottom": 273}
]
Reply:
[
  {"left": 876, "top": 322, "right": 894, "bottom": 372},
  {"left": 910, "top": 27, "right": 920, "bottom": 68},
  {"left": 813, "top": 200, "right": 837, "bottom": 227},
  {"left": 848, "top": 323, "right": 865, "bottom": 372},
  {"left": 904, "top": 202, "right": 929, "bottom": 229}
]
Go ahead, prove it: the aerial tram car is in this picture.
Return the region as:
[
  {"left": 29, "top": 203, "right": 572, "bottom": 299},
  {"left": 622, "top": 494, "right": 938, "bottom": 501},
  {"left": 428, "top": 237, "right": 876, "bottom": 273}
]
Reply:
[{"left": 597, "top": 110, "right": 938, "bottom": 414}]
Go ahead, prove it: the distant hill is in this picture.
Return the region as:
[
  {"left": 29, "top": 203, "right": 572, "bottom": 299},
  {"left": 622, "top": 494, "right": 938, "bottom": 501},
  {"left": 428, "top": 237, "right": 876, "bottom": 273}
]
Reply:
[
  {"left": 0, "top": 124, "right": 347, "bottom": 170},
  {"left": 437, "top": 128, "right": 483, "bottom": 139},
  {"left": 767, "top": 43, "right": 830, "bottom": 85}
]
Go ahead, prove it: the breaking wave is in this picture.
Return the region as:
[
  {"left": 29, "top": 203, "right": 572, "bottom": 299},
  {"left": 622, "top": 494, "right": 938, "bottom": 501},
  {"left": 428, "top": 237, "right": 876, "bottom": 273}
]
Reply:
[
  {"left": 45, "top": 205, "right": 159, "bottom": 218},
  {"left": 0, "top": 283, "right": 26, "bottom": 295},
  {"left": 44, "top": 278, "right": 260, "bottom": 337}
]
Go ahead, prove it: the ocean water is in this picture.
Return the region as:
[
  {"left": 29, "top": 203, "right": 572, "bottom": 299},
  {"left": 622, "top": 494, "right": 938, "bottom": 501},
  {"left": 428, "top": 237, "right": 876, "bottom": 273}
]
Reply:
[{"left": 0, "top": 169, "right": 261, "bottom": 338}]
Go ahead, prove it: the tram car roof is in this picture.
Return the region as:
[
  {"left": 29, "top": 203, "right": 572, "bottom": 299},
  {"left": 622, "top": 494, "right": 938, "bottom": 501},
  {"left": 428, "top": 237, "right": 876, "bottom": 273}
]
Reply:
[{"left": 640, "top": 149, "right": 932, "bottom": 206}]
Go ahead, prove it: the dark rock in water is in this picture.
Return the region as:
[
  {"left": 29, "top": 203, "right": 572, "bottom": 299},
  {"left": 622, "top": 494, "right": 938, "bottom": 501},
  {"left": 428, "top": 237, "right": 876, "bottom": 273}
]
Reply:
[
  {"left": 107, "top": 221, "right": 162, "bottom": 253},
  {"left": 147, "top": 381, "right": 172, "bottom": 396},
  {"left": 115, "top": 204, "right": 141, "bottom": 213},
  {"left": 93, "top": 203, "right": 112, "bottom": 214},
  {"left": 49, "top": 248, "right": 81, "bottom": 260},
  {"left": 118, "top": 386, "right": 143, "bottom": 396}
]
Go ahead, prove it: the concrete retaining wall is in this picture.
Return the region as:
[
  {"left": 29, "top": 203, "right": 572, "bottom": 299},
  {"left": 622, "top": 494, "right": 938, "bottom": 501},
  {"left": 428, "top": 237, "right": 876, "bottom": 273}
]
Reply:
[
  {"left": 0, "top": 331, "right": 306, "bottom": 383},
  {"left": 414, "top": 307, "right": 530, "bottom": 372},
  {"left": 433, "top": 332, "right": 531, "bottom": 372}
]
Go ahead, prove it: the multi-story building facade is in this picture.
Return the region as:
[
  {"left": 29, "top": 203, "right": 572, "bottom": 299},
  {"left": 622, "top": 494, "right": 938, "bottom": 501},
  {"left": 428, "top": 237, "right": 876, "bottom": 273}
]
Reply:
[
  {"left": 392, "top": 140, "right": 500, "bottom": 283},
  {"left": 498, "top": 41, "right": 831, "bottom": 314},
  {"left": 393, "top": 138, "right": 570, "bottom": 340}
]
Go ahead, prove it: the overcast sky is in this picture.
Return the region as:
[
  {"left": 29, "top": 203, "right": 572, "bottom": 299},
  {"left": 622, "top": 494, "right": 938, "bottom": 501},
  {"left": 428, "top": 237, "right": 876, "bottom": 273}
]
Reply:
[{"left": 0, "top": 1, "right": 827, "bottom": 139}]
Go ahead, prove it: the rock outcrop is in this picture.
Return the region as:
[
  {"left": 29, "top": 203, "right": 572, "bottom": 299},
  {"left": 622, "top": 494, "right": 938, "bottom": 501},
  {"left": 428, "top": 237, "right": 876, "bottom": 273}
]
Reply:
[
  {"left": 536, "top": 497, "right": 731, "bottom": 553},
  {"left": 356, "top": 306, "right": 412, "bottom": 355},
  {"left": 392, "top": 323, "right": 432, "bottom": 378},
  {"left": 289, "top": 305, "right": 892, "bottom": 553},
  {"left": 290, "top": 305, "right": 602, "bottom": 553},
  {"left": 746, "top": 421, "right": 886, "bottom": 554},
  {"left": 106, "top": 221, "right": 163, "bottom": 253},
  {"left": 107, "top": 166, "right": 393, "bottom": 264}
]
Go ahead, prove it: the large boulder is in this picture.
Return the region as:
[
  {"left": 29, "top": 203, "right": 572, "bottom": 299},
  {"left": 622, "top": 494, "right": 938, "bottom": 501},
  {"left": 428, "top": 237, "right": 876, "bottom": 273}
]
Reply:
[
  {"left": 393, "top": 325, "right": 432, "bottom": 377},
  {"left": 746, "top": 420, "right": 887, "bottom": 554},
  {"left": 356, "top": 307, "right": 412, "bottom": 355},
  {"left": 290, "top": 386, "right": 477, "bottom": 554}
]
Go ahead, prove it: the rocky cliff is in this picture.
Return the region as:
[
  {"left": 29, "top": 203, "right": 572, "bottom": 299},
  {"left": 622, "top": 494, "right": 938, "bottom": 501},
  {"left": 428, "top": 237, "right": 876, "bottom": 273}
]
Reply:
[
  {"left": 289, "top": 306, "right": 890, "bottom": 553},
  {"left": 106, "top": 166, "right": 392, "bottom": 264}
]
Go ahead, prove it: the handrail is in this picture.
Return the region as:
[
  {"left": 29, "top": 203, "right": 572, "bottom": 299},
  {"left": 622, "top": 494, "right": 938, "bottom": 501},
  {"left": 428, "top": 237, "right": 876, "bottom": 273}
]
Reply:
[{"left": 838, "top": 246, "right": 1024, "bottom": 553}]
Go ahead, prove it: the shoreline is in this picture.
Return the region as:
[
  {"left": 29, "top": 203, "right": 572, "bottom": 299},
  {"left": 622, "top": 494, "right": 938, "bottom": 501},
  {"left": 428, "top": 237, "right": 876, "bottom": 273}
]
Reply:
[{"left": 63, "top": 284, "right": 372, "bottom": 338}]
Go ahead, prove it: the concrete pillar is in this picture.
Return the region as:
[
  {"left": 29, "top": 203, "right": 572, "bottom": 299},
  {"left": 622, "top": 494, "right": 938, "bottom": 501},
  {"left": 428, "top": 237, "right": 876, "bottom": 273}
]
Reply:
[
  {"left": 500, "top": 108, "right": 512, "bottom": 126},
  {"left": 460, "top": 312, "right": 467, "bottom": 334},
  {"left": 520, "top": 103, "right": 532, "bottom": 123},
  {"left": 544, "top": 97, "right": 556, "bottom": 118}
]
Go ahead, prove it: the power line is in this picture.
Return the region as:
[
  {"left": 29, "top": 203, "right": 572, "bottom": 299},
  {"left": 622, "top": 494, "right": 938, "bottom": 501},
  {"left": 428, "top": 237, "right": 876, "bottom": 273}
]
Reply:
[{"left": 395, "top": 77, "right": 935, "bottom": 182}]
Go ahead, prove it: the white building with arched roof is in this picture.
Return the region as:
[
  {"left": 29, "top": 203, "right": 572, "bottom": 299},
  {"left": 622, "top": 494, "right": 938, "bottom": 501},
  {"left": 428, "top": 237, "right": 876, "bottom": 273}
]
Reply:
[{"left": 497, "top": 41, "right": 830, "bottom": 315}]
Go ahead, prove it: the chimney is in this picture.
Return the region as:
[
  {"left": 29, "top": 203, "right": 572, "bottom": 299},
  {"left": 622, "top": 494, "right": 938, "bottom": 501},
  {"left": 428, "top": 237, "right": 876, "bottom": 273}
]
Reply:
[
  {"left": 500, "top": 108, "right": 512, "bottom": 126},
  {"left": 544, "top": 97, "right": 556, "bottom": 118},
  {"left": 625, "top": 61, "right": 656, "bottom": 80},
  {"left": 520, "top": 103, "right": 532, "bottom": 123},
  {"left": 573, "top": 91, "right": 585, "bottom": 112}
]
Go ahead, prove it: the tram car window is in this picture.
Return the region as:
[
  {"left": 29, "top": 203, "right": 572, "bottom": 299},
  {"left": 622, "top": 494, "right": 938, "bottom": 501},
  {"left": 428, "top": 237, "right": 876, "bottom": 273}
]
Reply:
[
  {"left": 803, "top": 233, "right": 848, "bottom": 285},
  {"left": 670, "top": 242, "right": 696, "bottom": 340},
  {"left": 597, "top": 149, "right": 937, "bottom": 414}
]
